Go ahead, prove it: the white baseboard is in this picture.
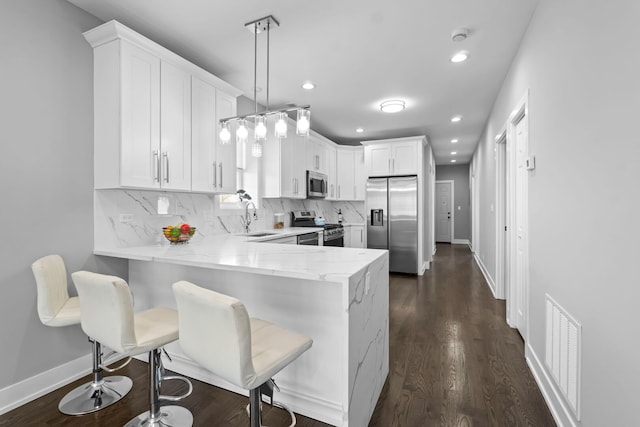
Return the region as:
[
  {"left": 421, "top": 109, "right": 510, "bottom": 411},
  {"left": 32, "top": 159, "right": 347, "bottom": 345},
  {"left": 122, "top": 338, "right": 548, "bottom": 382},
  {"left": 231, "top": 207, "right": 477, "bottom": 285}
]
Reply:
[
  {"left": 452, "top": 239, "right": 470, "bottom": 246},
  {"left": 525, "top": 343, "right": 578, "bottom": 427},
  {"left": 0, "top": 353, "right": 92, "bottom": 415},
  {"left": 138, "top": 351, "right": 344, "bottom": 426},
  {"left": 473, "top": 252, "right": 497, "bottom": 299}
]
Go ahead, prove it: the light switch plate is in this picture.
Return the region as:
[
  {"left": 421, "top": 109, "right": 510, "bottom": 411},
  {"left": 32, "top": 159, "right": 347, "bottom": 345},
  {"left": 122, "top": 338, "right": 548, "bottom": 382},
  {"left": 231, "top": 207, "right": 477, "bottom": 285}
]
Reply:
[
  {"left": 157, "top": 196, "right": 170, "bottom": 215},
  {"left": 525, "top": 155, "right": 536, "bottom": 170}
]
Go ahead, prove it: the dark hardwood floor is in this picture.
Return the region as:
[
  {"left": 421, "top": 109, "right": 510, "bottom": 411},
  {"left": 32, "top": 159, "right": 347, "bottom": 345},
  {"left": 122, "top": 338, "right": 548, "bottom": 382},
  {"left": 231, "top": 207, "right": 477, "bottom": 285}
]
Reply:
[{"left": 0, "top": 244, "right": 555, "bottom": 427}]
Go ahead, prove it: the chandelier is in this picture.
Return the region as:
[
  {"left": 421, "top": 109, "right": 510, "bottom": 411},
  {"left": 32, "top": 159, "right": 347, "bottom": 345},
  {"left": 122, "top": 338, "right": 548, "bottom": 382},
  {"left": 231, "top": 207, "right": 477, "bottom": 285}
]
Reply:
[{"left": 218, "top": 15, "right": 311, "bottom": 157}]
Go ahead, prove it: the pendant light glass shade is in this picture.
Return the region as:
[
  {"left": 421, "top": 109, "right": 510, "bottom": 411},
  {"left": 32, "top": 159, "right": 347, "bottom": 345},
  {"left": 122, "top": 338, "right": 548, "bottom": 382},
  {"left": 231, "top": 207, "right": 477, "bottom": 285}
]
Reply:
[
  {"left": 236, "top": 119, "right": 248, "bottom": 144},
  {"left": 275, "top": 112, "right": 288, "bottom": 138},
  {"left": 254, "top": 115, "right": 267, "bottom": 141},
  {"left": 296, "top": 109, "right": 311, "bottom": 136},
  {"left": 251, "top": 141, "right": 263, "bottom": 157},
  {"left": 219, "top": 121, "right": 231, "bottom": 144}
]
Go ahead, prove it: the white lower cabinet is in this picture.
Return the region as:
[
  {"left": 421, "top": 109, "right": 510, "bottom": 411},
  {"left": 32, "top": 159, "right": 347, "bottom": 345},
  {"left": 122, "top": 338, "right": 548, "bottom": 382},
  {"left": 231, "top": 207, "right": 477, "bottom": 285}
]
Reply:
[{"left": 345, "top": 225, "right": 365, "bottom": 248}]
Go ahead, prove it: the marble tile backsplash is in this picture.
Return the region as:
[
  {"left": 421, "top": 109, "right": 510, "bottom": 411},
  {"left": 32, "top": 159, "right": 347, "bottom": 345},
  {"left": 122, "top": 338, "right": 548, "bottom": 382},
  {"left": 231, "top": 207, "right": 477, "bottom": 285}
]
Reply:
[{"left": 95, "top": 189, "right": 365, "bottom": 248}]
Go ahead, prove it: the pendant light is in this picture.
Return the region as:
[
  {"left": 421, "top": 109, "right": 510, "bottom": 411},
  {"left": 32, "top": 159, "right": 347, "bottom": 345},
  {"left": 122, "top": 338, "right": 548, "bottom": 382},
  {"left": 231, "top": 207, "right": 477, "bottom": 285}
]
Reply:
[{"left": 218, "top": 15, "right": 311, "bottom": 156}]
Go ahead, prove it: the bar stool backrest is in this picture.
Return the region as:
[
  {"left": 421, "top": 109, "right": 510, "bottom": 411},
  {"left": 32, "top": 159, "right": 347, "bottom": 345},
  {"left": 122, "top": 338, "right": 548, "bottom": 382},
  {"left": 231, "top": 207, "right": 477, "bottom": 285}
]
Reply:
[
  {"left": 31, "top": 254, "right": 74, "bottom": 326},
  {"left": 72, "top": 271, "right": 137, "bottom": 355},
  {"left": 172, "top": 280, "right": 255, "bottom": 388}
]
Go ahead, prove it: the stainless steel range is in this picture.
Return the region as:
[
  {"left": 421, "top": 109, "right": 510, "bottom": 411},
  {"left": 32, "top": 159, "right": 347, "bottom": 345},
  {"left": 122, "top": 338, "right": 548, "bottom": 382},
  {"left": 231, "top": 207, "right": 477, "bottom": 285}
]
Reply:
[{"left": 291, "top": 211, "right": 345, "bottom": 247}]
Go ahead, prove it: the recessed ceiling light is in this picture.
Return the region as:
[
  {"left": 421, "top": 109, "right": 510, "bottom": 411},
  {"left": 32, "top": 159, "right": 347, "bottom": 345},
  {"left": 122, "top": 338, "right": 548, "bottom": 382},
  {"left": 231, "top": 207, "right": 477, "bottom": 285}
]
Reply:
[
  {"left": 356, "top": 128, "right": 364, "bottom": 133},
  {"left": 451, "top": 151, "right": 457, "bottom": 155},
  {"left": 451, "top": 115, "right": 462, "bottom": 123},
  {"left": 302, "top": 81, "right": 315, "bottom": 90},
  {"left": 450, "top": 51, "right": 469, "bottom": 63},
  {"left": 380, "top": 100, "right": 405, "bottom": 113},
  {"left": 451, "top": 159, "right": 457, "bottom": 163},
  {"left": 451, "top": 139, "right": 459, "bottom": 143}
]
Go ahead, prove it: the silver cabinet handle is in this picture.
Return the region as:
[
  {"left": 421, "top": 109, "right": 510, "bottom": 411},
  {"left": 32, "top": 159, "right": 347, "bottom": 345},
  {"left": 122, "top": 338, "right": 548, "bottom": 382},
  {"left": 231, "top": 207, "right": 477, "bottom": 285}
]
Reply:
[
  {"left": 219, "top": 163, "right": 223, "bottom": 188},
  {"left": 393, "top": 158, "right": 395, "bottom": 172},
  {"left": 153, "top": 150, "right": 160, "bottom": 182},
  {"left": 162, "top": 152, "right": 169, "bottom": 183},
  {"left": 213, "top": 162, "right": 217, "bottom": 187},
  {"left": 338, "top": 185, "right": 340, "bottom": 199},
  {"left": 360, "top": 229, "right": 363, "bottom": 243},
  {"left": 292, "top": 178, "right": 296, "bottom": 194},
  {"left": 354, "top": 185, "right": 356, "bottom": 199}
]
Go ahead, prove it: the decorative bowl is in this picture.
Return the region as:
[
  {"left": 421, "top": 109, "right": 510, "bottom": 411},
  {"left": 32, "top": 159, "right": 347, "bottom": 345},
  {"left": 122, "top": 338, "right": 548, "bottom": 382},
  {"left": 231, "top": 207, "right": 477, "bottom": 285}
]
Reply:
[{"left": 163, "top": 225, "right": 196, "bottom": 244}]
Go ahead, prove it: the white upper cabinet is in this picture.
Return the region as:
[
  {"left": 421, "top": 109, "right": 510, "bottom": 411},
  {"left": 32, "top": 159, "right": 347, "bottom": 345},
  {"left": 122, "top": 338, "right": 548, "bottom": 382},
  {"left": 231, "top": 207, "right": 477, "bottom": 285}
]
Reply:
[
  {"left": 191, "top": 76, "right": 237, "bottom": 193},
  {"left": 160, "top": 61, "right": 192, "bottom": 191},
  {"left": 306, "top": 134, "right": 330, "bottom": 176},
  {"left": 263, "top": 118, "right": 307, "bottom": 199},
  {"left": 85, "top": 20, "right": 241, "bottom": 191},
  {"left": 335, "top": 146, "right": 364, "bottom": 201},
  {"left": 326, "top": 145, "right": 337, "bottom": 200},
  {"left": 363, "top": 138, "right": 420, "bottom": 177}
]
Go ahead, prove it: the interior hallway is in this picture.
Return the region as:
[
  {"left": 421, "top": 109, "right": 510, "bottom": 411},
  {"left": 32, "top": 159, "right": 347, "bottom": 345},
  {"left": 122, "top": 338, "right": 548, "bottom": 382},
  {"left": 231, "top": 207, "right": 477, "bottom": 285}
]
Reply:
[{"left": 0, "top": 245, "right": 555, "bottom": 426}]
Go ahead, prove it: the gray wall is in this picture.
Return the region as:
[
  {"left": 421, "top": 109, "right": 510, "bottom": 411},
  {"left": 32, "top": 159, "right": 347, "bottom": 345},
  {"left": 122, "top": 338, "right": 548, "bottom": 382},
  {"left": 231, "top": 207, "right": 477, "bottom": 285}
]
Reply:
[
  {"left": 0, "top": 0, "right": 126, "bottom": 389},
  {"left": 472, "top": 0, "right": 640, "bottom": 425},
  {"left": 435, "top": 165, "right": 471, "bottom": 241}
]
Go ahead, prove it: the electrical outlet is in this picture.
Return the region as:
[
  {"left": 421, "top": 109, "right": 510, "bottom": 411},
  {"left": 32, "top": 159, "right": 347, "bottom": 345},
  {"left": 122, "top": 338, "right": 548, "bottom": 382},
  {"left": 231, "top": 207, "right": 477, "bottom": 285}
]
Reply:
[
  {"left": 119, "top": 213, "right": 133, "bottom": 223},
  {"left": 157, "top": 196, "right": 170, "bottom": 215}
]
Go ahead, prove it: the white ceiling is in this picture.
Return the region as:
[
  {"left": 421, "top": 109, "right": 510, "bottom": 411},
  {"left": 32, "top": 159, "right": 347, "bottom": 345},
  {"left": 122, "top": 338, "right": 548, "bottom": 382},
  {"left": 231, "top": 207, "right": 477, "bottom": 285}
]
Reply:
[{"left": 66, "top": 0, "right": 538, "bottom": 165}]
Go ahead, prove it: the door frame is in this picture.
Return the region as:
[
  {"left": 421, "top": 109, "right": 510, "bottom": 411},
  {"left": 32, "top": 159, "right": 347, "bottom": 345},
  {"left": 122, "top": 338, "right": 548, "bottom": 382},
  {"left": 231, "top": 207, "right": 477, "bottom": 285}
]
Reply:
[
  {"left": 435, "top": 180, "right": 454, "bottom": 243},
  {"left": 494, "top": 125, "right": 508, "bottom": 300},
  {"left": 506, "top": 91, "right": 530, "bottom": 338}
]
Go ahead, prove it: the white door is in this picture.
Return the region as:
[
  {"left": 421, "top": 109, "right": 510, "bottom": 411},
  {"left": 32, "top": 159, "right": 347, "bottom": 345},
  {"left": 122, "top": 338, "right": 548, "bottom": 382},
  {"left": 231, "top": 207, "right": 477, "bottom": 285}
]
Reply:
[
  {"left": 435, "top": 181, "right": 453, "bottom": 243},
  {"left": 513, "top": 113, "right": 529, "bottom": 337}
]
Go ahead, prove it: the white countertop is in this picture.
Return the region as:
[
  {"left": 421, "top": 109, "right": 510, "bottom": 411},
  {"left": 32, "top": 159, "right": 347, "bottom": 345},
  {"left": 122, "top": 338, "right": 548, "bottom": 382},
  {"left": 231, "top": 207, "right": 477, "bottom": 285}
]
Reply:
[{"left": 95, "top": 227, "right": 387, "bottom": 282}]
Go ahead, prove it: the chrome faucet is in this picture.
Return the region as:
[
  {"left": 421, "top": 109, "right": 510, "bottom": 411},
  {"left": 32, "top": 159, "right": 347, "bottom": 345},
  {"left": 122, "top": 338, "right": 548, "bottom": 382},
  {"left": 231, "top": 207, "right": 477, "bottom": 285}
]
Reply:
[{"left": 241, "top": 201, "right": 258, "bottom": 233}]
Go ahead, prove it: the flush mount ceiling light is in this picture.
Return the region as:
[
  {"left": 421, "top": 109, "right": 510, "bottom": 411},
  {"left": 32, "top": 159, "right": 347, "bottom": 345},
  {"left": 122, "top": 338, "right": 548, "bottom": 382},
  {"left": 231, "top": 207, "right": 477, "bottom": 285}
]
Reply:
[
  {"left": 451, "top": 159, "right": 457, "bottom": 163},
  {"left": 356, "top": 128, "right": 364, "bottom": 133},
  {"left": 451, "top": 138, "right": 459, "bottom": 143},
  {"left": 302, "top": 81, "right": 315, "bottom": 90},
  {"left": 380, "top": 100, "right": 405, "bottom": 113},
  {"left": 218, "top": 15, "right": 311, "bottom": 157},
  {"left": 451, "top": 151, "right": 457, "bottom": 155},
  {"left": 450, "top": 51, "right": 469, "bottom": 63},
  {"left": 451, "top": 115, "right": 462, "bottom": 123}
]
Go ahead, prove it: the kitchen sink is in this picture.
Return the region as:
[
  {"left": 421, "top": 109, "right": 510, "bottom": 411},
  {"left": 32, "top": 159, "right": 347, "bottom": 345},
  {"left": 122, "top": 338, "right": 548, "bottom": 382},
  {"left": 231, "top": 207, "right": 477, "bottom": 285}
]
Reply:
[{"left": 242, "top": 232, "right": 278, "bottom": 237}]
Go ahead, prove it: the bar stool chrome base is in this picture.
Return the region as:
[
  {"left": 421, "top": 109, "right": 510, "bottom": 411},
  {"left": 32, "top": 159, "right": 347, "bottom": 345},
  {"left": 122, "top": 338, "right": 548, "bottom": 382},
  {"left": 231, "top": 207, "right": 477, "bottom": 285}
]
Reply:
[
  {"left": 58, "top": 339, "right": 133, "bottom": 415},
  {"left": 124, "top": 406, "right": 193, "bottom": 427},
  {"left": 58, "top": 375, "right": 133, "bottom": 415}
]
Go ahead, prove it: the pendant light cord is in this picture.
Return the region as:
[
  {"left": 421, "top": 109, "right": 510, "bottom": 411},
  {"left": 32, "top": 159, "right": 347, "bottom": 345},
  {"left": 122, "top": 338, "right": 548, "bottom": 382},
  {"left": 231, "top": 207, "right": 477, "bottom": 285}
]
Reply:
[
  {"left": 266, "top": 20, "right": 270, "bottom": 111},
  {"left": 254, "top": 22, "right": 258, "bottom": 114}
]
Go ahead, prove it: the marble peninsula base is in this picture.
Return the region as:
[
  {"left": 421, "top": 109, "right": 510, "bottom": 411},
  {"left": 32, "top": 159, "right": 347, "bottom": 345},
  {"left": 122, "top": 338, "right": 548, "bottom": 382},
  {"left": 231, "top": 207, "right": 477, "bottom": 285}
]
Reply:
[{"left": 124, "top": 254, "right": 389, "bottom": 426}]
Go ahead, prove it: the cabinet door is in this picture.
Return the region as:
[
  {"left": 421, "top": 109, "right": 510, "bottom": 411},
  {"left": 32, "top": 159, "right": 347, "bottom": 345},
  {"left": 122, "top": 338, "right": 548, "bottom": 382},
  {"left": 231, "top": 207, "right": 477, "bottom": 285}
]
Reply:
[
  {"left": 191, "top": 76, "right": 216, "bottom": 192},
  {"left": 120, "top": 42, "right": 161, "bottom": 188},
  {"left": 326, "top": 146, "right": 337, "bottom": 200},
  {"left": 336, "top": 149, "right": 355, "bottom": 200},
  {"left": 354, "top": 147, "right": 365, "bottom": 200},
  {"left": 281, "top": 136, "right": 306, "bottom": 198},
  {"left": 351, "top": 225, "right": 365, "bottom": 248},
  {"left": 215, "top": 90, "right": 237, "bottom": 193},
  {"left": 392, "top": 140, "right": 418, "bottom": 175},
  {"left": 291, "top": 135, "right": 307, "bottom": 198},
  {"left": 160, "top": 61, "right": 191, "bottom": 190},
  {"left": 366, "top": 145, "right": 391, "bottom": 177}
]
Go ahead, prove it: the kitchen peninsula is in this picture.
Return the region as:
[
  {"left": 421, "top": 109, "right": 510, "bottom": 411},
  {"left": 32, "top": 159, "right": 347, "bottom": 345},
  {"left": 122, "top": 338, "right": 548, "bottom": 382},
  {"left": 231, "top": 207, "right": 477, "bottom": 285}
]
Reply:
[{"left": 96, "top": 235, "right": 389, "bottom": 427}]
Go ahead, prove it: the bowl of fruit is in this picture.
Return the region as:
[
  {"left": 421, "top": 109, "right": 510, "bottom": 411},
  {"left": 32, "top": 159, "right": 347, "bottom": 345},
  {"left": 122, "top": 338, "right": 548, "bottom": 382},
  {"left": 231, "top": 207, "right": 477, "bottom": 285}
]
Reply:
[{"left": 163, "top": 223, "right": 196, "bottom": 244}]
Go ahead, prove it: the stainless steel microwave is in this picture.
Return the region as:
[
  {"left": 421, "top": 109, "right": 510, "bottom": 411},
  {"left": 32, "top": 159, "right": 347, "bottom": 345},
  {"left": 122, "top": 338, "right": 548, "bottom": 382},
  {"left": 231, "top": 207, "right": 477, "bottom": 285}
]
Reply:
[{"left": 306, "top": 171, "right": 327, "bottom": 199}]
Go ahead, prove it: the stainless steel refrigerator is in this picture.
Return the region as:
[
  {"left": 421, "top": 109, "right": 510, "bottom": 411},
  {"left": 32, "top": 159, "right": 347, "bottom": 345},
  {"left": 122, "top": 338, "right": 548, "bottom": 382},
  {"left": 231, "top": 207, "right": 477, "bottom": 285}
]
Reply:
[{"left": 366, "top": 176, "right": 418, "bottom": 274}]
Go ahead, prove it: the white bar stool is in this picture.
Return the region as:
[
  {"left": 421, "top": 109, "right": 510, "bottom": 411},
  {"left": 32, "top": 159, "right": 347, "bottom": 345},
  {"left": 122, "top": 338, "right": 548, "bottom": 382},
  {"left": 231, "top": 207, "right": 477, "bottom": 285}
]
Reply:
[
  {"left": 31, "top": 254, "right": 133, "bottom": 415},
  {"left": 72, "top": 271, "right": 193, "bottom": 427},
  {"left": 172, "top": 280, "right": 313, "bottom": 427}
]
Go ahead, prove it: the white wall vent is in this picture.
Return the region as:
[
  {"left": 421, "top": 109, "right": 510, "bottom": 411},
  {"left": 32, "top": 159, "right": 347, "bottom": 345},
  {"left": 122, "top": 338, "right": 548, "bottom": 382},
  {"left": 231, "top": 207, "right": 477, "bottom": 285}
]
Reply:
[{"left": 545, "top": 294, "right": 581, "bottom": 420}]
